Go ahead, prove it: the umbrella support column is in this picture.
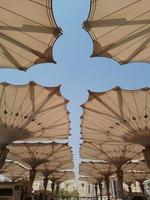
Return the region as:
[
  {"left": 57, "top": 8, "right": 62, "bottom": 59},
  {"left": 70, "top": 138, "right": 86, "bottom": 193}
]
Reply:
[
  {"left": 0, "top": 147, "right": 9, "bottom": 169},
  {"left": 95, "top": 184, "right": 98, "bottom": 200},
  {"left": 142, "top": 146, "right": 150, "bottom": 169},
  {"left": 139, "top": 181, "right": 146, "bottom": 199},
  {"left": 43, "top": 177, "right": 49, "bottom": 191},
  {"left": 105, "top": 177, "right": 110, "bottom": 200},
  {"left": 51, "top": 181, "right": 55, "bottom": 199},
  {"left": 28, "top": 168, "right": 37, "bottom": 197},
  {"left": 56, "top": 184, "right": 60, "bottom": 197},
  {"left": 98, "top": 182, "right": 103, "bottom": 200},
  {"left": 128, "top": 184, "right": 132, "bottom": 200},
  {"left": 116, "top": 169, "right": 124, "bottom": 200}
]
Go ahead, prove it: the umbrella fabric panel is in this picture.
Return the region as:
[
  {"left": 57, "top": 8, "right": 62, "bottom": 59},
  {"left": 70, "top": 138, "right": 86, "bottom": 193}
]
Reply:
[
  {"left": 81, "top": 88, "right": 150, "bottom": 146},
  {"left": 0, "top": 0, "right": 61, "bottom": 70},
  {"left": 48, "top": 171, "right": 74, "bottom": 182},
  {"left": 38, "top": 160, "right": 73, "bottom": 176},
  {"left": 7, "top": 143, "right": 71, "bottom": 169},
  {"left": 0, "top": 161, "right": 29, "bottom": 181},
  {"left": 84, "top": 0, "right": 150, "bottom": 63},
  {"left": 0, "top": 82, "right": 70, "bottom": 147},
  {"left": 80, "top": 142, "right": 143, "bottom": 164}
]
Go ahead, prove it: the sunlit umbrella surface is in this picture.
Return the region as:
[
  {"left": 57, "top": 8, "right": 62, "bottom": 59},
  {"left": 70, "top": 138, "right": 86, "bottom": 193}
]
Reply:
[
  {"left": 80, "top": 142, "right": 143, "bottom": 199},
  {"left": 84, "top": 0, "right": 150, "bottom": 64},
  {"left": 80, "top": 162, "right": 116, "bottom": 200},
  {"left": 0, "top": 0, "right": 61, "bottom": 70},
  {"left": 7, "top": 142, "right": 71, "bottom": 195},
  {"left": 0, "top": 82, "right": 70, "bottom": 169},
  {"left": 38, "top": 159, "right": 73, "bottom": 191},
  {"left": 81, "top": 87, "right": 150, "bottom": 168},
  {"left": 0, "top": 161, "right": 28, "bottom": 182}
]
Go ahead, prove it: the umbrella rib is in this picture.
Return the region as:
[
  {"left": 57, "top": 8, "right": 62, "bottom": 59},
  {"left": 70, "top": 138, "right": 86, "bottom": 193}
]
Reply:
[
  {"left": 82, "top": 126, "right": 125, "bottom": 142},
  {"left": 0, "top": 20, "right": 49, "bottom": 45},
  {"left": 91, "top": 95, "right": 121, "bottom": 118},
  {"left": 82, "top": 107, "right": 119, "bottom": 120},
  {"left": 145, "top": 91, "right": 148, "bottom": 128},
  {"left": 9, "top": 87, "right": 32, "bottom": 129},
  {"left": 28, "top": 0, "right": 52, "bottom": 9},
  {"left": 95, "top": 10, "right": 149, "bottom": 40},
  {"left": 145, "top": 90, "right": 150, "bottom": 123},
  {"left": 105, "top": 92, "right": 134, "bottom": 123},
  {"left": 0, "top": 32, "right": 48, "bottom": 58},
  {"left": 0, "top": 43, "right": 33, "bottom": 62},
  {"left": 97, "top": 25, "right": 150, "bottom": 52},
  {"left": 43, "top": 113, "right": 68, "bottom": 129},
  {"left": 17, "top": 87, "right": 43, "bottom": 120},
  {"left": 94, "top": 0, "right": 141, "bottom": 21},
  {"left": 114, "top": 32, "right": 150, "bottom": 58},
  {"left": 13, "top": 86, "right": 48, "bottom": 126},
  {"left": 0, "top": 43, "right": 22, "bottom": 68},
  {"left": 132, "top": 92, "right": 144, "bottom": 131},
  {"left": 93, "top": 94, "right": 135, "bottom": 131},
  {"left": 113, "top": 90, "right": 143, "bottom": 129},
  {"left": 38, "top": 101, "right": 67, "bottom": 114},
  {"left": 21, "top": 87, "right": 50, "bottom": 115},
  {"left": 8, "top": 87, "right": 19, "bottom": 125},
  {"left": 0, "top": 6, "right": 55, "bottom": 31}
]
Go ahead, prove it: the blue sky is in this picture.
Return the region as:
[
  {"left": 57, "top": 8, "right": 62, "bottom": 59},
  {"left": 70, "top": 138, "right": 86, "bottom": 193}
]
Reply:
[{"left": 0, "top": 0, "right": 150, "bottom": 177}]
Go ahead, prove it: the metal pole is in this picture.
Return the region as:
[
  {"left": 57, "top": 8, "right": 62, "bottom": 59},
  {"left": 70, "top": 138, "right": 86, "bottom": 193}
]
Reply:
[
  {"left": 0, "top": 147, "right": 9, "bottom": 169},
  {"left": 116, "top": 169, "right": 124, "bottom": 200},
  {"left": 43, "top": 177, "right": 49, "bottom": 191},
  {"left": 95, "top": 184, "right": 98, "bottom": 200},
  {"left": 139, "top": 181, "right": 146, "bottom": 200},
  {"left": 98, "top": 182, "right": 103, "bottom": 200},
  {"left": 56, "top": 184, "right": 60, "bottom": 197},
  {"left": 28, "top": 168, "right": 37, "bottom": 197},
  {"left": 105, "top": 177, "right": 110, "bottom": 200},
  {"left": 51, "top": 181, "right": 55, "bottom": 199},
  {"left": 128, "top": 184, "right": 132, "bottom": 200},
  {"left": 142, "top": 147, "right": 150, "bottom": 169}
]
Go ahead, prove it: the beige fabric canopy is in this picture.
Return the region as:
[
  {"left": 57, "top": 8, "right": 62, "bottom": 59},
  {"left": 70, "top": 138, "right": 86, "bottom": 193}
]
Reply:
[
  {"left": 80, "top": 142, "right": 143, "bottom": 168},
  {"left": 80, "top": 162, "right": 115, "bottom": 200},
  {"left": 37, "top": 160, "right": 73, "bottom": 177},
  {"left": 79, "top": 176, "right": 100, "bottom": 184},
  {"left": 7, "top": 142, "right": 72, "bottom": 169},
  {"left": 79, "top": 170, "right": 104, "bottom": 182},
  {"left": 81, "top": 87, "right": 150, "bottom": 170},
  {"left": 125, "top": 171, "right": 150, "bottom": 183},
  {"left": 79, "top": 161, "right": 149, "bottom": 183},
  {"left": 80, "top": 162, "right": 116, "bottom": 178},
  {"left": 125, "top": 171, "right": 150, "bottom": 195},
  {"left": 0, "top": 82, "right": 70, "bottom": 147},
  {"left": 7, "top": 142, "right": 72, "bottom": 194},
  {"left": 80, "top": 142, "right": 143, "bottom": 199},
  {"left": 81, "top": 87, "right": 150, "bottom": 145},
  {"left": 125, "top": 161, "right": 150, "bottom": 172},
  {"left": 47, "top": 171, "right": 74, "bottom": 182},
  {"left": 123, "top": 173, "right": 135, "bottom": 185},
  {"left": 0, "top": 82, "right": 70, "bottom": 170},
  {"left": 84, "top": 0, "right": 150, "bottom": 64},
  {"left": 0, "top": 161, "right": 28, "bottom": 181},
  {"left": 0, "top": 0, "right": 61, "bottom": 70}
]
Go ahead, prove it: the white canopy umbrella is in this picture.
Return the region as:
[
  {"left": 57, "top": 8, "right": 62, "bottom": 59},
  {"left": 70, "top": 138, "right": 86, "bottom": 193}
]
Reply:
[
  {"left": 0, "top": 0, "right": 61, "bottom": 70},
  {"left": 84, "top": 0, "right": 150, "bottom": 64},
  {"left": 80, "top": 161, "right": 116, "bottom": 200},
  {"left": 0, "top": 161, "right": 28, "bottom": 182},
  {"left": 81, "top": 87, "right": 150, "bottom": 168},
  {"left": 0, "top": 82, "right": 70, "bottom": 169},
  {"left": 7, "top": 142, "right": 72, "bottom": 196},
  {"left": 80, "top": 142, "right": 143, "bottom": 199},
  {"left": 37, "top": 159, "right": 73, "bottom": 191}
]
